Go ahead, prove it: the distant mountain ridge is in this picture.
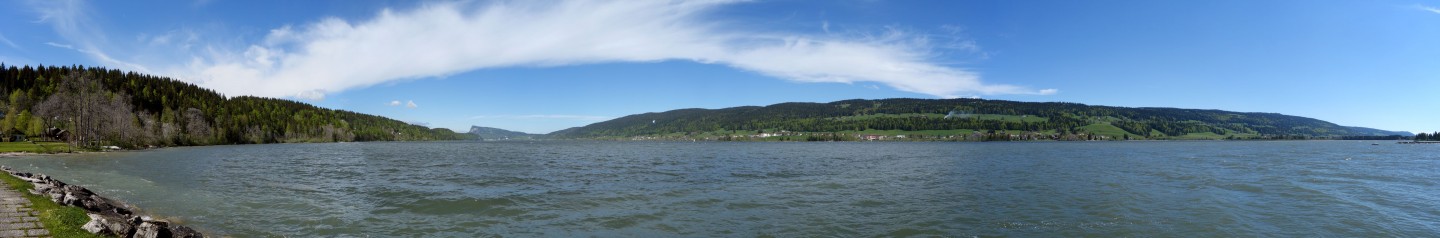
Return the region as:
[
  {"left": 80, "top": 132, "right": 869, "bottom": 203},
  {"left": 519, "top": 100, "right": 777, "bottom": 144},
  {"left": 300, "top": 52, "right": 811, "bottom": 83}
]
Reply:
[
  {"left": 469, "top": 126, "right": 542, "bottom": 140},
  {"left": 549, "top": 98, "right": 1411, "bottom": 140},
  {"left": 1342, "top": 126, "right": 1413, "bottom": 137}
]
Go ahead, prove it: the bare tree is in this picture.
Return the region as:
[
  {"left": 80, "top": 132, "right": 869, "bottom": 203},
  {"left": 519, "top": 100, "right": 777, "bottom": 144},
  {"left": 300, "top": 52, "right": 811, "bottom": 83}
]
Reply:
[
  {"left": 36, "top": 72, "right": 96, "bottom": 147},
  {"left": 34, "top": 72, "right": 156, "bottom": 148},
  {"left": 183, "top": 108, "right": 212, "bottom": 145},
  {"left": 244, "top": 125, "right": 265, "bottom": 144}
]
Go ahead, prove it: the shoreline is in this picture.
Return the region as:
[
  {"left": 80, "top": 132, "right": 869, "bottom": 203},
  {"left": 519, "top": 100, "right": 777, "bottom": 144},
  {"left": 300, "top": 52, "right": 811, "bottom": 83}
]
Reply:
[
  {"left": 0, "top": 166, "right": 204, "bottom": 238},
  {"left": 545, "top": 138, "right": 1411, "bottom": 143}
]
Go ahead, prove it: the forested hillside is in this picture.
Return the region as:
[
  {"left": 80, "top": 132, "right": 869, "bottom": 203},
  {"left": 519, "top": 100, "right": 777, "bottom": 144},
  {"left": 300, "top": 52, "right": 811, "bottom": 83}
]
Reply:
[
  {"left": 0, "top": 64, "right": 467, "bottom": 148},
  {"left": 468, "top": 126, "right": 543, "bottom": 140},
  {"left": 550, "top": 98, "right": 1410, "bottom": 141}
]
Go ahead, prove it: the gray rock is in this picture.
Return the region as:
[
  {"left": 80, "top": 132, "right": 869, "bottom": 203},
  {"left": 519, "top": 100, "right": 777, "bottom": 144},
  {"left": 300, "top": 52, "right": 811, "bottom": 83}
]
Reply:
[
  {"left": 169, "top": 225, "right": 205, "bottom": 238},
  {"left": 81, "top": 214, "right": 109, "bottom": 234},
  {"left": 61, "top": 193, "right": 83, "bottom": 207},
  {"left": 5, "top": 168, "right": 204, "bottom": 237},
  {"left": 106, "top": 214, "right": 137, "bottom": 237},
  {"left": 62, "top": 185, "right": 93, "bottom": 197},
  {"left": 99, "top": 206, "right": 133, "bottom": 217},
  {"left": 81, "top": 213, "right": 136, "bottom": 237},
  {"left": 79, "top": 194, "right": 124, "bottom": 213},
  {"left": 53, "top": 184, "right": 101, "bottom": 208},
  {"left": 134, "top": 221, "right": 171, "bottom": 238},
  {"left": 30, "top": 182, "right": 52, "bottom": 193}
]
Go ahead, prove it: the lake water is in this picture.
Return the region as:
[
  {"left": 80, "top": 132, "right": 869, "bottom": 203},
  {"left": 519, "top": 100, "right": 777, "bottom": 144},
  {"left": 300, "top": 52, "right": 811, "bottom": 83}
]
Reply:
[{"left": 0, "top": 141, "right": 1436, "bottom": 237}]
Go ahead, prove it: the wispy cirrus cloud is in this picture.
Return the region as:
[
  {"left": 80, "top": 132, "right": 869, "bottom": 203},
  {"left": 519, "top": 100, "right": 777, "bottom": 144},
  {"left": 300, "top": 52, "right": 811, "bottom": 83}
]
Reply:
[
  {"left": 43, "top": 42, "right": 75, "bottom": 50},
  {"left": 1418, "top": 4, "right": 1440, "bottom": 14},
  {"left": 27, "top": 0, "right": 151, "bottom": 72},
  {"left": 0, "top": 33, "right": 20, "bottom": 50},
  {"left": 471, "top": 114, "right": 613, "bottom": 121},
  {"left": 44, "top": 0, "right": 1055, "bottom": 100}
]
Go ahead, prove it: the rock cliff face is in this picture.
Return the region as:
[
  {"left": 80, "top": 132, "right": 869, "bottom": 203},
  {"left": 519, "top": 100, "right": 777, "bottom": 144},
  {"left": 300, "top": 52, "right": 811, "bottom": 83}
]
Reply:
[{"left": 1, "top": 166, "right": 204, "bottom": 238}]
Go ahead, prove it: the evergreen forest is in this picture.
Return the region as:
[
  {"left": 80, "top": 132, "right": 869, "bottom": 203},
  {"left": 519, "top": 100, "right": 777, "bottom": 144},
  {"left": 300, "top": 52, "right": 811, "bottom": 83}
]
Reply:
[{"left": 0, "top": 64, "right": 469, "bottom": 149}]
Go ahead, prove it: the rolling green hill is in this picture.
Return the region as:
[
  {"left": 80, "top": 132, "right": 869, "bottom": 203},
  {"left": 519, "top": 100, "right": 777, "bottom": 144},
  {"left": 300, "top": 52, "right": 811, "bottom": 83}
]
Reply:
[{"left": 549, "top": 98, "right": 1411, "bottom": 141}]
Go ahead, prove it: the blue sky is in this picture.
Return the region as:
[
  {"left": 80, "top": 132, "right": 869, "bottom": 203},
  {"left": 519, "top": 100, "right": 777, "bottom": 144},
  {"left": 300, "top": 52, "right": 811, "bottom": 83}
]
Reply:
[{"left": 1, "top": 0, "right": 1437, "bottom": 134}]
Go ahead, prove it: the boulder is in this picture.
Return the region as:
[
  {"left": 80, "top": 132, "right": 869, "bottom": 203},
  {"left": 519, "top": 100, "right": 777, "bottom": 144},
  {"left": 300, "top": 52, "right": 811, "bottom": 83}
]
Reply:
[
  {"left": 61, "top": 193, "right": 84, "bottom": 207},
  {"left": 4, "top": 168, "right": 203, "bottom": 237},
  {"left": 62, "top": 185, "right": 94, "bottom": 197},
  {"left": 98, "top": 206, "right": 134, "bottom": 217},
  {"left": 57, "top": 185, "right": 98, "bottom": 207},
  {"left": 80, "top": 214, "right": 109, "bottom": 234},
  {"left": 134, "top": 221, "right": 171, "bottom": 238},
  {"left": 169, "top": 225, "right": 206, "bottom": 238},
  {"left": 29, "top": 182, "right": 53, "bottom": 195},
  {"left": 80, "top": 196, "right": 122, "bottom": 213},
  {"left": 81, "top": 213, "right": 136, "bottom": 237},
  {"left": 46, "top": 191, "right": 65, "bottom": 204}
]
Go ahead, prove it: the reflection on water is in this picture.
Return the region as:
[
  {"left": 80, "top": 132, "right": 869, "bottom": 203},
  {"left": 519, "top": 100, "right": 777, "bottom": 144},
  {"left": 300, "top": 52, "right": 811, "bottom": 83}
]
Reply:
[{"left": 1, "top": 141, "right": 1436, "bottom": 236}]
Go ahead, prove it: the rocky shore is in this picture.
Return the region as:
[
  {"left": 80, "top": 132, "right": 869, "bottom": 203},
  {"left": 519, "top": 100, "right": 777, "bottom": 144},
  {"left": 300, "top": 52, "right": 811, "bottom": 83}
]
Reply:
[{"left": 0, "top": 166, "right": 204, "bottom": 238}]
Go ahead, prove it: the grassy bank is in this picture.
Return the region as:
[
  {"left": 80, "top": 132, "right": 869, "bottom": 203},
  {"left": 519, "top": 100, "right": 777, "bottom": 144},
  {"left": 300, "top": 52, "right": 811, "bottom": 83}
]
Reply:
[
  {"left": 0, "top": 142, "right": 72, "bottom": 154},
  {"left": 0, "top": 173, "right": 106, "bottom": 238}
]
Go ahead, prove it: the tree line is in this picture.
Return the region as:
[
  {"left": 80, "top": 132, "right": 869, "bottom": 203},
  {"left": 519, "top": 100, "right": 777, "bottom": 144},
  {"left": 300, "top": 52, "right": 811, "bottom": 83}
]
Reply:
[
  {"left": 0, "top": 64, "right": 468, "bottom": 149},
  {"left": 1415, "top": 132, "right": 1440, "bottom": 141}
]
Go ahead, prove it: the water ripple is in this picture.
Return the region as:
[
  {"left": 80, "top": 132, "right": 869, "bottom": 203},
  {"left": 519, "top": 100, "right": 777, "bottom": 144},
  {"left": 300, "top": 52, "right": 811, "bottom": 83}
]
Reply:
[{"left": 0, "top": 141, "right": 1435, "bottom": 236}]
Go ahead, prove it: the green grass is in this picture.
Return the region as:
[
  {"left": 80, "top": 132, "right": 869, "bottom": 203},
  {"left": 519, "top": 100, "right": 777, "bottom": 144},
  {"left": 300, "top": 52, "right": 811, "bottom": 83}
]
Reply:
[
  {"left": 1226, "top": 132, "right": 1262, "bottom": 139},
  {"left": 838, "top": 129, "right": 978, "bottom": 136},
  {"left": 1172, "top": 132, "right": 1227, "bottom": 140},
  {"left": 0, "top": 142, "right": 72, "bottom": 153},
  {"left": 830, "top": 113, "right": 1048, "bottom": 123},
  {"left": 0, "top": 173, "right": 108, "bottom": 238},
  {"left": 1076, "top": 123, "right": 1143, "bottom": 139}
]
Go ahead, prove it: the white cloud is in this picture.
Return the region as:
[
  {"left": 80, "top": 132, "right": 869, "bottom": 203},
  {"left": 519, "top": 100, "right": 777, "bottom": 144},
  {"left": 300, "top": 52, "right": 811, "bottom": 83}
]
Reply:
[
  {"left": 29, "top": 0, "right": 151, "bottom": 73},
  {"left": 0, "top": 33, "right": 19, "bottom": 50},
  {"left": 385, "top": 99, "right": 418, "bottom": 108},
  {"left": 44, "top": 42, "right": 76, "bottom": 50},
  {"left": 293, "top": 90, "right": 326, "bottom": 100},
  {"left": 139, "top": 30, "right": 200, "bottom": 49},
  {"left": 471, "top": 114, "right": 613, "bottom": 121},
  {"left": 58, "top": 0, "right": 1054, "bottom": 99},
  {"left": 1419, "top": 4, "right": 1440, "bottom": 14}
]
